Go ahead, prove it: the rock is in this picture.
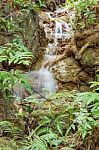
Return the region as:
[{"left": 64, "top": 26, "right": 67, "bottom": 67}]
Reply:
[
  {"left": 45, "top": 0, "right": 66, "bottom": 10},
  {"left": 57, "top": 82, "right": 78, "bottom": 91},
  {"left": 46, "top": 1, "right": 56, "bottom": 11},
  {"left": 39, "top": 11, "right": 50, "bottom": 23},
  {"left": 0, "top": 35, "right": 8, "bottom": 45},
  {"left": 52, "top": 57, "right": 81, "bottom": 83},
  {"left": 0, "top": 9, "right": 48, "bottom": 70},
  {"left": 59, "top": 15, "right": 69, "bottom": 22},
  {"left": 14, "top": 10, "right": 47, "bottom": 56},
  {"left": 79, "top": 85, "right": 91, "bottom": 92},
  {"left": 79, "top": 71, "right": 93, "bottom": 84},
  {"left": 80, "top": 48, "right": 99, "bottom": 68},
  {"left": 49, "top": 21, "right": 55, "bottom": 28},
  {"left": 51, "top": 57, "right": 94, "bottom": 91},
  {"left": 0, "top": 10, "right": 41, "bottom": 54},
  {"left": 75, "top": 24, "right": 99, "bottom": 68}
]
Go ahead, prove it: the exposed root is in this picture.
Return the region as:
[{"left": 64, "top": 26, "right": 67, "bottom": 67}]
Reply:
[{"left": 75, "top": 42, "right": 90, "bottom": 60}]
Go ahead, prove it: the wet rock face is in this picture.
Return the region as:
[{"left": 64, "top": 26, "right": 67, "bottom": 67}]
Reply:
[
  {"left": 52, "top": 57, "right": 81, "bottom": 83},
  {"left": 39, "top": 8, "right": 97, "bottom": 92},
  {"left": 52, "top": 57, "right": 93, "bottom": 91},
  {"left": 17, "top": 10, "right": 40, "bottom": 54},
  {"left": 80, "top": 49, "right": 98, "bottom": 67},
  {"left": 0, "top": 9, "right": 47, "bottom": 63},
  {"left": 75, "top": 25, "right": 99, "bottom": 68}
]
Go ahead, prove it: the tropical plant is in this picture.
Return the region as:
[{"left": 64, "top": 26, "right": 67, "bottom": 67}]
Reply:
[
  {"left": 13, "top": 0, "right": 46, "bottom": 9},
  {"left": 0, "top": 120, "right": 21, "bottom": 137},
  {"left": 0, "top": 36, "right": 33, "bottom": 70},
  {"left": 16, "top": 90, "right": 99, "bottom": 149},
  {"left": 0, "top": 89, "right": 98, "bottom": 149},
  {"left": 74, "top": 92, "right": 99, "bottom": 139},
  {"left": 0, "top": 69, "right": 32, "bottom": 100},
  {"left": 21, "top": 131, "right": 61, "bottom": 150},
  {"left": 66, "top": 0, "right": 98, "bottom": 29}
]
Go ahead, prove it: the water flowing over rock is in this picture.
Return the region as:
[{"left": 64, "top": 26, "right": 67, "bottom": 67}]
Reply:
[
  {"left": 14, "top": 38, "right": 57, "bottom": 99},
  {"left": 1, "top": 3, "right": 98, "bottom": 103},
  {"left": 26, "top": 67, "right": 56, "bottom": 98},
  {"left": 38, "top": 7, "right": 98, "bottom": 92}
]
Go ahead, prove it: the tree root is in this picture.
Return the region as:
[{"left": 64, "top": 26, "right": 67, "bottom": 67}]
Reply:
[{"left": 75, "top": 42, "right": 90, "bottom": 60}]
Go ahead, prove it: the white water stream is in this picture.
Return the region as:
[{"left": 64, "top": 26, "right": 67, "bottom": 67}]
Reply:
[
  {"left": 29, "top": 8, "right": 74, "bottom": 98},
  {"left": 14, "top": 7, "right": 74, "bottom": 99}
]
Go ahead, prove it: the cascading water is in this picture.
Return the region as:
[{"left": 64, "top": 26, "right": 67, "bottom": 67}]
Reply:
[
  {"left": 55, "top": 20, "right": 62, "bottom": 38},
  {"left": 14, "top": 7, "right": 74, "bottom": 100},
  {"left": 54, "top": 20, "right": 72, "bottom": 39},
  {"left": 54, "top": 8, "right": 73, "bottom": 39},
  {"left": 27, "top": 44, "right": 57, "bottom": 98}
]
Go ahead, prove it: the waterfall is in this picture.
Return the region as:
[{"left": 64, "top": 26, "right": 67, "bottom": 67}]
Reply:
[
  {"left": 31, "top": 43, "right": 57, "bottom": 98},
  {"left": 55, "top": 20, "right": 63, "bottom": 38},
  {"left": 14, "top": 7, "right": 74, "bottom": 100},
  {"left": 54, "top": 20, "right": 72, "bottom": 39}
]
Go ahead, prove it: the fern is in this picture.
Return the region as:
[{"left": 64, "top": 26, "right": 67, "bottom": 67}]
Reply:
[
  {"left": 0, "top": 121, "right": 21, "bottom": 137},
  {"left": 73, "top": 92, "right": 99, "bottom": 139},
  {"left": 21, "top": 132, "right": 61, "bottom": 150},
  {"left": 0, "top": 36, "right": 33, "bottom": 68},
  {"left": 31, "top": 136, "right": 48, "bottom": 150},
  {"left": 76, "top": 92, "right": 99, "bottom": 106},
  {"left": 0, "top": 69, "right": 32, "bottom": 99}
]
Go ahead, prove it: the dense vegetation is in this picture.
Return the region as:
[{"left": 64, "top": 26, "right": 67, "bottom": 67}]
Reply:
[{"left": 0, "top": 0, "right": 99, "bottom": 150}]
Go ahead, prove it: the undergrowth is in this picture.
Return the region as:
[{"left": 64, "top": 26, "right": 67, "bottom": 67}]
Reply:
[
  {"left": 0, "top": 90, "right": 98, "bottom": 150},
  {"left": 0, "top": 1, "right": 99, "bottom": 150},
  {"left": 66, "top": 0, "right": 98, "bottom": 29}
]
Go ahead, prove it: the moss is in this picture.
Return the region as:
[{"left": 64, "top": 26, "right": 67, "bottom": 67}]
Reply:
[{"left": 81, "top": 50, "right": 95, "bottom": 67}]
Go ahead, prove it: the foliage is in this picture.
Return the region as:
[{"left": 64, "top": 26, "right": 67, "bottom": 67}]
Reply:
[
  {"left": 0, "top": 0, "right": 46, "bottom": 33},
  {"left": 33, "top": 0, "right": 46, "bottom": 9},
  {"left": 0, "top": 1, "right": 99, "bottom": 149},
  {"left": 0, "top": 36, "right": 33, "bottom": 69},
  {"left": 0, "top": 87, "right": 98, "bottom": 149},
  {"left": 13, "top": 0, "right": 46, "bottom": 9},
  {"left": 0, "top": 69, "right": 32, "bottom": 100},
  {"left": 74, "top": 92, "right": 99, "bottom": 139},
  {"left": 66, "top": 0, "right": 98, "bottom": 29},
  {"left": 0, "top": 121, "right": 21, "bottom": 138},
  {"left": 0, "top": 16, "right": 19, "bottom": 33},
  {"left": 10, "top": 90, "right": 98, "bottom": 149},
  {"left": 21, "top": 132, "right": 61, "bottom": 150},
  {"left": 0, "top": 137, "right": 19, "bottom": 150}
]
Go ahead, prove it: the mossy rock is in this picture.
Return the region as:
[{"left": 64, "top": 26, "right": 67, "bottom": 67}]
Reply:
[{"left": 80, "top": 49, "right": 99, "bottom": 67}]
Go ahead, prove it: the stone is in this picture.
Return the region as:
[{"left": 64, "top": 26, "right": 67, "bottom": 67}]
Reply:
[
  {"left": 79, "top": 71, "right": 93, "bottom": 84},
  {"left": 57, "top": 82, "right": 78, "bottom": 91},
  {"left": 52, "top": 57, "right": 81, "bottom": 83},
  {"left": 60, "top": 15, "right": 69, "bottom": 22},
  {"left": 80, "top": 49, "right": 99, "bottom": 68},
  {"left": 79, "top": 85, "right": 91, "bottom": 92},
  {"left": 39, "top": 11, "right": 50, "bottom": 23},
  {"left": 0, "top": 9, "right": 48, "bottom": 70}
]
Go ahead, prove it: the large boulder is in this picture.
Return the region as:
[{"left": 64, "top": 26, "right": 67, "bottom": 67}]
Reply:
[
  {"left": 52, "top": 57, "right": 93, "bottom": 91},
  {"left": 52, "top": 57, "right": 81, "bottom": 83}
]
